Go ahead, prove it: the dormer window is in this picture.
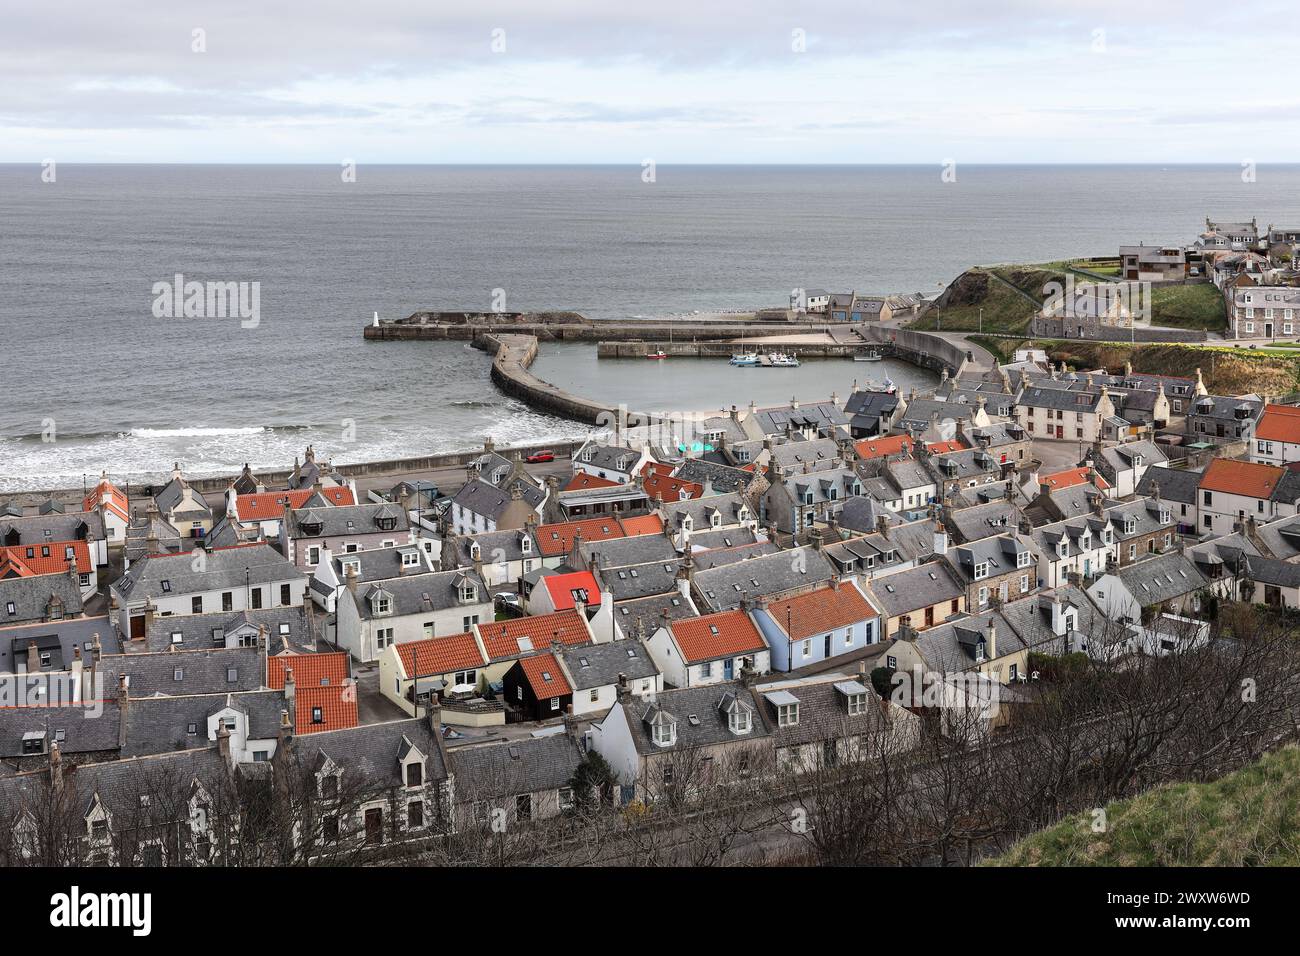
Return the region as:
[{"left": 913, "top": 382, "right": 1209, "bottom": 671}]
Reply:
[
  {"left": 973, "top": 562, "right": 990, "bottom": 581},
  {"left": 1123, "top": 517, "right": 1136, "bottom": 535},
  {"left": 520, "top": 536, "right": 531, "bottom": 553},
  {"left": 374, "top": 597, "right": 391, "bottom": 614},
  {"left": 377, "top": 517, "right": 396, "bottom": 531},
  {"left": 460, "top": 585, "right": 477, "bottom": 602},
  {"left": 847, "top": 692, "right": 868, "bottom": 715},
  {"left": 1160, "top": 510, "right": 1170, "bottom": 525},
  {"left": 777, "top": 702, "right": 799, "bottom": 727},
  {"left": 405, "top": 761, "right": 423, "bottom": 788},
  {"left": 1017, "top": 550, "right": 1031, "bottom": 568},
  {"left": 652, "top": 719, "right": 676, "bottom": 747},
  {"left": 401, "top": 551, "right": 419, "bottom": 567},
  {"left": 729, "top": 709, "right": 751, "bottom": 734},
  {"left": 975, "top": 640, "right": 987, "bottom": 662}
]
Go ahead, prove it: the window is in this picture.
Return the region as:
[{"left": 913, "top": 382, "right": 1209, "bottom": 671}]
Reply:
[
  {"left": 847, "top": 693, "right": 867, "bottom": 715},
  {"left": 777, "top": 703, "right": 799, "bottom": 727},
  {"left": 251, "top": 588, "right": 263, "bottom": 610},
  {"left": 408, "top": 801, "right": 424, "bottom": 829},
  {"left": 406, "top": 762, "right": 422, "bottom": 787},
  {"left": 1020, "top": 574, "right": 1029, "bottom": 593},
  {"left": 311, "top": 706, "right": 324, "bottom": 724},
  {"left": 973, "top": 561, "right": 989, "bottom": 580},
  {"left": 590, "top": 689, "right": 599, "bottom": 703},
  {"left": 700, "top": 660, "right": 713, "bottom": 678},
  {"left": 550, "top": 697, "right": 560, "bottom": 710},
  {"left": 376, "top": 628, "right": 393, "bottom": 650},
  {"left": 191, "top": 596, "right": 203, "bottom": 614},
  {"left": 802, "top": 640, "right": 812, "bottom": 657},
  {"left": 226, "top": 667, "right": 239, "bottom": 683},
  {"left": 280, "top": 583, "right": 292, "bottom": 605},
  {"left": 322, "top": 815, "right": 339, "bottom": 841},
  {"left": 221, "top": 592, "right": 233, "bottom": 612},
  {"left": 170, "top": 631, "right": 183, "bottom": 645},
  {"left": 559, "top": 787, "right": 575, "bottom": 811},
  {"left": 515, "top": 794, "right": 533, "bottom": 821}
]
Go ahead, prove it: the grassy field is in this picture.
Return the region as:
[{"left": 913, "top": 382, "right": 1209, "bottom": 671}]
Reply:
[
  {"left": 907, "top": 268, "right": 1036, "bottom": 334},
  {"left": 1147, "top": 283, "right": 1226, "bottom": 330},
  {"left": 989, "top": 746, "right": 1300, "bottom": 866}
]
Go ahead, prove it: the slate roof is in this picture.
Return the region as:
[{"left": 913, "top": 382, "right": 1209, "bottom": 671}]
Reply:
[
  {"left": 600, "top": 559, "right": 682, "bottom": 601},
  {"left": 946, "top": 500, "right": 1017, "bottom": 543},
  {"left": 946, "top": 533, "right": 1036, "bottom": 586},
  {"left": 663, "top": 491, "right": 753, "bottom": 530},
  {"left": 101, "top": 646, "right": 264, "bottom": 698},
  {"left": 0, "top": 510, "right": 105, "bottom": 546},
  {"left": 286, "top": 502, "right": 409, "bottom": 539},
  {"left": 154, "top": 476, "right": 212, "bottom": 518},
  {"left": 0, "top": 702, "right": 123, "bottom": 758},
  {"left": 561, "top": 641, "right": 660, "bottom": 690},
  {"left": 142, "top": 606, "right": 313, "bottom": 655},
  {"left": 623, "top": 683, "right": 771, "bottom": 755},
  {"left": 121, "top": 690, "right": 289, "bottom": 757},
  {"left": 755, "top": 675, "right": 902, "bottom": 749},
  {"left": 864, "top": 561, "right": 965, "bottom": 619},
  {"left": 348, "top": 568, "right": 488, "bottom": 621},
  {"left": 748, "top": 401, "right": 847, "bottom": 438},
  {"left": 613, "top": 593, "right": 697, "bottom": 641},
  {"left": 1113, "top": 553, "right": 1207, "bottom": 606},
  {"left": 691, "top": 541, "right": 780, "bottom": 569},
  {"left": 692, "top": 546, "right": 837, "bottom": 612},
  {"left": 450, "top": 733, "right": 584, "bottom": 802},
  {"left": 1244, "top": 553, "right": 1300, "bottom": 589},
  {"left": 1136, "top": 466, "right": 1201, "bottom": 505},
  {"left": 672, "top": 459, "right": 753, "bottom": 494},
  {"left": 0, "top": 571, "right": 84, "bottom": 626},
  {"left": 333, "top": 544, "right": 430, "bottom": 583},
  {"left": 0, "top": 615, "right": 120, "bottom": 675},
  {"left": 584, "top": 533, "right": 679, "bottom": 569},
  {"left": 112, "top": 543, "right": 303, "bottom": 603},
  {"left": 287, "top": 717, "right": 449, "bottom": 786}
]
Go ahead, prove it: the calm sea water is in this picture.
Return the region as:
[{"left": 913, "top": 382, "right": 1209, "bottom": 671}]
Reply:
[{"left": 3, "top": 163, "right": 1300, "bottom": 490}]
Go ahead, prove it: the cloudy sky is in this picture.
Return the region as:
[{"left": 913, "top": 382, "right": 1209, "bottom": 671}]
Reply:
[{"left": 4, "top": 1, "right": 1298, "bottom": 164}]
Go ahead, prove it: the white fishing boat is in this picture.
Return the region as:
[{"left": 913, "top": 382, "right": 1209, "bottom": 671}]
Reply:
[
  {"left": 768, "top": 352, "right": 800, "bottom": 367},
  {"left": 855, "top": 350, "right": 883, "bottom": 362},
  {"left": 730, "top": 352, "right": 758, "bottom": 366}
]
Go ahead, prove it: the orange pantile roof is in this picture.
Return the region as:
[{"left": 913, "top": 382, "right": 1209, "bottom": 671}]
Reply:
[
  {"left": 236, "top": 486, "right": 354, "bottom": 521},
  {"left": 670, "top": 610, "right": 767, "bottom": 664},
  {"left": 926, "top": 439, "right": 968, "bottom": 454},
  {"left": 0, "top": 540, "right": 92, "bottom": 577},
  {"left": 544, "top": 571, "right": 603, "bottom": 610},
  {"left": 83, "top": 479, "right": 129, "bottom": 524},
  {"left": 396, "top": 632, "right": 487, "bottom": 677},
  {"left": 267, "top": 651, "right": 351, "bottom": 689},
  {"left": 519, "top": 652, "right": 571, "bottom": 698},
  {"left": 854, "top": 435, "right": 914, "bottom": 460},
  {"left": 1041, "top": 467, "right": 1110, "bottom": 491},
  {"left": 564, "top": 472, "right": 619, "bottom": 492},
  {"left": 619, "top": 513, "right": 664, "bottom": 536},
  {"left": 1255, "top": 404, "right": 1300, "bottom": 444},
  {"left": 641, "top": 471, "right": 704, "bottom": 503},
  {"left": 1200, "top": 458, "right": 1284, "bottom": 498},
  {"left": 477, "top": 609, "right": 591, "bottom": 661},
  {"left": 536, "top": 517, "right": 626, "bottom": 557},
  {"left": 296, "top": 683, "right": 359, "bottom": 734},
  {"left": 764, "top": 583, "right": 877, "bottom": 642}
]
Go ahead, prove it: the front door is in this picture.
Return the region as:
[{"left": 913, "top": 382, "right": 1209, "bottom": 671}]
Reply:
[
  {"left": 1266, "top": 322, "right": 1274, "bottom": 338},
  {"left": 824, "top": 634, "right": 832, "bottom": 658},
  {"left": 364, "top": 808, "right": 383, "bottom": 844},
  {"left": 924, "top": 606, "right": 935, "bottom": 627},
  {"left": 723, "top": 658, "right": 734, "bottom": 680},
  {"left": 1055, "top": 425, "right": 1064, "bottom": 439},
  {"left": 130, "top": 615, "right": 146, "bottom": 640}
]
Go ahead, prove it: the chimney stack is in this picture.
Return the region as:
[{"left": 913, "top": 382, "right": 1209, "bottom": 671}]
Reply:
[
  {"left": 217, "top": 722, "right": 231, "bottom": 763},
  {"left": 283, "top": 666, "right": 296, "bottom": 706},
  {"left": 427, "top": 692, "right": 442, "bottom": 737},
  {"left": 118, "top": 674, "right": 130, "bottom": 749}
]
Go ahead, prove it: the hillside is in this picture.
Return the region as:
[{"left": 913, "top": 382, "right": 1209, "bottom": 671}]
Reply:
[
  {"left": 969, "top": 337, "right": 1300, "bottom": 396},
  {"left": 909, "top": 263, "right": 1226, "bottom": 335},
  {"left": 989, "top": 746, "right": 1300, "bottom": 867}
]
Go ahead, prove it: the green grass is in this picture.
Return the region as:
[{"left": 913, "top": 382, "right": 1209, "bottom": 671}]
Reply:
[
  {"left": 1147, "top": 283, "right": 1226, "bottom": 331},
  {"left": 907, "top": 271, "right": 1036, "bottom": 335},
  {"left": 989, "top": 746, "right": 1300, "bottom": 866}
]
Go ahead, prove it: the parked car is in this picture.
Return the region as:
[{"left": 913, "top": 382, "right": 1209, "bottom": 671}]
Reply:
[{"left": 525, "top": 449, "right": 555, "bottom": 463}]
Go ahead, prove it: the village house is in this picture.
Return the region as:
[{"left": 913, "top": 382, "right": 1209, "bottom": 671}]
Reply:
[
  {"left": 1197, "top": 458, "right": 1300, "bottom": 537},
  {"left": 862, "top": 560, "right": 966, "bottom": 639},
  {"left": 1251, "top": 403, "right": 1300, "bottom": 466},
  {"left": 0, "top": 615, "right": 118, "bottom": 678},
  {"left": 759, "top": 461, "right": 864, "bottom": 538},
  {"left": 1014, "top": 385, "right": 1116, "bottom": 443},
  {"left": 588, "top": 682, "right": 774, "bottom": 804},
  {"left": 1029, "top": 512, "right": 1114, "bottom": 588},
  {"left": 750, "top": 580, "right": 879, "bottom": 672},
  {"left": 1228, "top": 284, "right": 1300, "bottom": 339},
  {"left": 377, "top": 629, "right": 494, "bottom": 722},
  {"left": 334, "top": 566, "right": 492, "bottom": 663},
  {"left": 0, "top": 539, "right": 97, "bottom": 598},
  {"left": 474, "top": 608, "right": 596, "bottom": 689},
  {"left": 571, "top": 440, "right": 653, "bottom": 485},
  {"left": 81, "top": 475, "right": 129, "bottom": 546},
  {"left": 225, "top": 484, "right": 355, "bottom": 539},
  {"left": 844, "top": 389, "right": 901, "bottom": 438},
  {"left": 941, "top": 528, "right": 1038, "bottom": 611},
  {"left": 1085, "top": 552, "right": 1208, "bottom": 625},
  {"left": 451, "top": 468, "right": 546, "bottom": 537},
  {"left": 1186, "top": 394, "right": 1263, "bottom": 444},
  {"left": 1119, "top": 243, "right": 1188, "bottom": 282},
  {"left": 152, "top": 464, "right": 214, "bottom": 540},
  {"left": 1137, "top": 467, "right": 1201, "bottom": 535},
  {"left": 502, "top": 650, "right": 573, "bottom": 722},
  {"left": 756, "top": 672, "right": 921, "bottom": 774},
  {"left": 1090, "top": 439, "right": 1168, "bottom": 497},
  {"left": 266, "top": 652, "right": 359, "bottom": 735},
  {"left": 691, "top": 545, "right": 837, "bottom": 613},
  {"left": 0, "top": 508, "right": 109, "bottom": 569},
  {"left": 280, "top": 502, "right": 413, "bottom": 570},
  {"left": 559, "top": 640, "right": 663, "bottom": 715},
  {"left": 110, "top": 542, "right": 306, "bottom": 643},
  {"left": 142, "top": 605, "right": 313, "bottom": 655},
  {"left": 449, "top": 730, "right": 587, "bottom": 830},
  {"left": 644, "top": 608, "right": 770, "bottom": 688},
  {"left": 310, "top": 544, "right": 437, "bottom": 621},
  {"left": 1102, "top": 496, "right": 1176, "bottom": 566},
  {"left": 443, "top": 524, "right": 540, "bottom": 588}
]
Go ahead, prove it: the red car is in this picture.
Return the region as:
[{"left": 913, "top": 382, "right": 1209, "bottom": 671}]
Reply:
[{"left": 525, "top": 450, "right": 555, "bottom": 463}]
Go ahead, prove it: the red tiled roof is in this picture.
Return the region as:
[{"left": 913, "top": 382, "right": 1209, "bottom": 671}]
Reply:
[
  {"left": 564, "top": 472, "right": 619, "bottom": 492},
  {"left": 477, "top": 609, "right": 591, "bottom": 661},
  {"left": 0, "top": 540, "right": 92, "bottom": 577},
  {"left": 83, "top": 479, "right": 129, "bottom": 524},
  {"left": 764, "top": 582, "right": 877, "bottom": 642},
  {"left": 1041, "top": 467, "right": 1110, "bottom": 491},
  {"left": 619, "top": 513, "right": 664, "bottom": 536},
  {"left": 267, "top": 651, "right": 351, "bottom": 689},
  {"left": 1200, "top": 458, "right": 1283, "bottom": 498},
  {"left": 544, "top": 571, "right": 603, "bottom": 610},
  {"left": 670, "top": 610, "right": 767, "bottom": 664},
  {"left": 395, "top": 632, "right": 486, "bottom": 677},
  {"left": 296, "top": 683, "right": 359, "bottom": 734},
  {"left": 518, "top": 652, "right": 571, "bottom": 698},
  {"left": 639, "top": 462, "right": 704, "bottom": 503},
  {"left": 854, "top": 435, "right": 914, "bottom": 460},
  {"left": 926, "top": 438, "right": 968, "bottom": 454},
  {"left": 236, "top": 486, "right": 354, "bottom": 521},
  {"left": 536, "top": 517, "right": 626, "bottom": 557},
  {"left": 1255, "top": 404, "right": 1300, "bottom": 444}
]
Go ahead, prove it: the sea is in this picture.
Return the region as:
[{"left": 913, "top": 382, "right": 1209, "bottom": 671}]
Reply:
[{"left": 4, "top": 163, "right": 1300, "bottom": 492}]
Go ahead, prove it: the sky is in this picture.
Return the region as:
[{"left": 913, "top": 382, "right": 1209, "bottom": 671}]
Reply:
[{"left": 4, "top": 0, "right": 1299, "bottom": 164}]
